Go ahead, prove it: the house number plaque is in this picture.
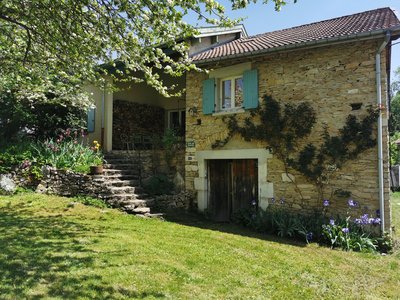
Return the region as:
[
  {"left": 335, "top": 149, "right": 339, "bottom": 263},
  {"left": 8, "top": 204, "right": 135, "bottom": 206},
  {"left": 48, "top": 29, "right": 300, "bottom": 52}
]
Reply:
[{"left": 186, "top": 141, "right": 196, "bottom": 148}]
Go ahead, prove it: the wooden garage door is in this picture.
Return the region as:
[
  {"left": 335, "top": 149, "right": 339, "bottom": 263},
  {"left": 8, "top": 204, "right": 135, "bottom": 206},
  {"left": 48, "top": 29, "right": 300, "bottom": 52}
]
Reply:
[{"left": 208, "top": 159, "right": 258, "bottom": 222}]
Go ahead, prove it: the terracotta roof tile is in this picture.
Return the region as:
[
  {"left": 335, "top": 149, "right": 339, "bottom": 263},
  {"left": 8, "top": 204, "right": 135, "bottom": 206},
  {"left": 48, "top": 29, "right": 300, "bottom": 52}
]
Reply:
[{"left": 192, "top": 7, "right": 400, "bottom": 62}]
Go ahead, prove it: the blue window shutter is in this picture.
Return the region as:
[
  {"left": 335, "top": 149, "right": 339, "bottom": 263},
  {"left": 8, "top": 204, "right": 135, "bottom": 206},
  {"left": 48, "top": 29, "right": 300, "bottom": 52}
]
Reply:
[
  {"left": 243, "top": 69, "right": 258, "bottom": 109},
  {"left": 87, "top": 107, "right": 96, "bottom": 133},
  {"left": 202, "top": 78, "right": 215, "bottom": 115}
]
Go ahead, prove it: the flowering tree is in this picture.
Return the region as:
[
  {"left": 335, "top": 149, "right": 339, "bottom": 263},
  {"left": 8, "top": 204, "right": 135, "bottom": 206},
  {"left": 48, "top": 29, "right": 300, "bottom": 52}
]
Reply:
[{"left": 0, "top": 0, "right": 296, "bottom": 102}]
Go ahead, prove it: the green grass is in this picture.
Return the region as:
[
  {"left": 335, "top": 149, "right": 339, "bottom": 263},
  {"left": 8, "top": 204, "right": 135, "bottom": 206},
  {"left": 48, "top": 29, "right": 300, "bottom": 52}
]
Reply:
[{"left": 0, "top": 193, "right": 399, "bottom": 299}]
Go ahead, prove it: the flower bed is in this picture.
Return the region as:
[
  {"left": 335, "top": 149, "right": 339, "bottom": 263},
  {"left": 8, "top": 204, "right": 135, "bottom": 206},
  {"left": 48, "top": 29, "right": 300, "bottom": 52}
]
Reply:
[{"left": 233, "top": 198, "right": 392, "bottom": 253}]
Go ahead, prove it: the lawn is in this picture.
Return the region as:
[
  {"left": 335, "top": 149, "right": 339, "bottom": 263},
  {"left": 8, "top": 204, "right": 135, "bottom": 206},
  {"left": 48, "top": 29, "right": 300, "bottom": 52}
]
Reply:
[{"left": 0, "top": 193, "right": 399, "bottom": 299}]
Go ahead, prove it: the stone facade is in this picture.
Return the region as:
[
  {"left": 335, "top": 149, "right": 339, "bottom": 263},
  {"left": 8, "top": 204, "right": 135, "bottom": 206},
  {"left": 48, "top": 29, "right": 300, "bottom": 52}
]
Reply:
[{"left": 185, "top": 40, "right": 391, "bottom": 229}]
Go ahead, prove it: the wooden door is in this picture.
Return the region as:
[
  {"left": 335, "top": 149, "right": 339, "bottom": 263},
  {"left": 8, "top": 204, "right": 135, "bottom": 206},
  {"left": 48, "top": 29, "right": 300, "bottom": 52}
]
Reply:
[
  {"left": 232, "top": 159, "right": 258, "bottom": 212},
  {"left": 208, "top": 160, "right": 231, "bottom": 222},
  {"left": 208, "top": 159, "right": 258, "bottom": 222}
]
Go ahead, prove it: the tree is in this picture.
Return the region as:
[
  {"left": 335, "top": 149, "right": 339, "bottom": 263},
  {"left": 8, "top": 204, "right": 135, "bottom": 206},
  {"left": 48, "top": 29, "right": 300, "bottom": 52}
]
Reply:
[
  {"left": 390, "top": 67, "right": 400, "bottom": 133},
  {"left": 0, "top": 0, "right": 296, "bottom": 100}
]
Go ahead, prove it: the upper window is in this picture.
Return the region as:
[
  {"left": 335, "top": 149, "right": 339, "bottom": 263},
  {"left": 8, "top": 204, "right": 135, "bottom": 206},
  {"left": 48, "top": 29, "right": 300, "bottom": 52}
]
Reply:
[
  {"left": 202, "top": 64, "right": 258, "bottom": 115},
  {"left": 220, "top": 76, "right": 243, "bottom": 111}
]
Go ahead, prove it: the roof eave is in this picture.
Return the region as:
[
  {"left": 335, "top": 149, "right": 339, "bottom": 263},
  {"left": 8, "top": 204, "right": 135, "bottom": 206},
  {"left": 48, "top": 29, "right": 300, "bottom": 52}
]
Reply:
[{"left": 193, "top": 26, "right": 400, "bottom": 66}]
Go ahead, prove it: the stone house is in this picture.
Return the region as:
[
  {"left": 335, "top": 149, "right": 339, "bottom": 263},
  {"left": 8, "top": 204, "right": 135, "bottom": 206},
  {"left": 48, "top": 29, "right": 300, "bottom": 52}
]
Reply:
[{"left": 88, "top": 7, "right": 400, "bottom": 231}]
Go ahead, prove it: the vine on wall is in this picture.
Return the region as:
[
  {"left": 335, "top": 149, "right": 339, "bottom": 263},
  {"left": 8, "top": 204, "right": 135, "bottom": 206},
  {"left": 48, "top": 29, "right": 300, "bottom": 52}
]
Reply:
[{"left": 213, "top": 95, "right": 379, "bottom": 201}]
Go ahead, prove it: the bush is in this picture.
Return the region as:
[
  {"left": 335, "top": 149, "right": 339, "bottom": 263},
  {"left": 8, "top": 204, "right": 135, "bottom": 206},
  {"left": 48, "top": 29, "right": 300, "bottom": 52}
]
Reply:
[
  {"left": 0, "top": 85, "right": 86, "bottom": 142},
  {"left": 143, "top": 174, "right": 174, "bottom": 196},
  {"left": 232, "top": 205, "right": 325, "bottom": 243},
  {"left": 74, "top": 195, "right": 110, "bottom": 209}
]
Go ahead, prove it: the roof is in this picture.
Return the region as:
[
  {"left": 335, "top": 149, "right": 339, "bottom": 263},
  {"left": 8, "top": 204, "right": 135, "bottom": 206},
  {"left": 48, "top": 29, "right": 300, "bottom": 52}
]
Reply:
[
  {"left": 191, "top": 7, "right": 400, "bottom": 63},
  {"left": 195, "top": 25, "right": 248, "bottom": 38}
]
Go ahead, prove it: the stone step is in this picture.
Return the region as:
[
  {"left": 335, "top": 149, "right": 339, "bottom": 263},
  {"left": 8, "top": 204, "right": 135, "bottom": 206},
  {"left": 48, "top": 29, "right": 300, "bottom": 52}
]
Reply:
[
  {"left": 103, "top": 179, "right": 140, "bottom": 187},
  {"left": 104, "top": 158, "right": 138, "bottom": 164},
  {"left": 104, "top": 153, "right": 139, "bottom": 160},
  {"left": 119, "top": 198, "right": 155, "bottom": 207},
  {"left": 103, "top": 163, "right": 139, "bottom": 170},
  {"left": 107, "top": 186, "right": 136, "bottom": 194},
  {"left": 102, "top": 174, "right": 140, "bottom": 181},
  {"left": 103, "top": 169, "right": 140, "bottom": 176},
  {"left": 123, "top": 206, "right": 151, "bottom": 214},
  {"left": 145, "top": 213, "right": 165, "bottom": 219},
  {"left": 104, "top": 193, "right": 137, "bottom": 202}
]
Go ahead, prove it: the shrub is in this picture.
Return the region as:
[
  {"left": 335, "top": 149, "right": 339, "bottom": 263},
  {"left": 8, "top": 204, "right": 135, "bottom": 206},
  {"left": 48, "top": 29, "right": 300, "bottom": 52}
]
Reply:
[
  {"left": 143, "top": 174, "right": 174, "bottom": 196},
  {"left": 232, "top": 204, "right": 325, "bottom": 243},
  {"left": 0, "top": 85, "right": 86, "bottom": 142},
  {"left": 74, "top": 195, "right": 110, "bottom": 209}
]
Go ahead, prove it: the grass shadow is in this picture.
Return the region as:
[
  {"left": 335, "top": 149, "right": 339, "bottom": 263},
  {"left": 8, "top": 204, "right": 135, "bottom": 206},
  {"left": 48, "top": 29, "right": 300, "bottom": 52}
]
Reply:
[
  {"left": 0, "top": 203, "right": 165, "bottom": 299},
  {"left": 163, "top": 209, "right": 307, "bottom": 248}
]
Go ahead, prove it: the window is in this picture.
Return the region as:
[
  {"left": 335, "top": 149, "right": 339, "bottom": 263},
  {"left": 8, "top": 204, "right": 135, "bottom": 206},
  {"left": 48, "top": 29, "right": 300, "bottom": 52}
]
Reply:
[
  {"left": 219, "top": 76, "right": 243, "bottom": 111},
  {"left": 202, "top": 66, "right": 258, "bottom": 115},
  {"left": 167, "top": 109, "right": 185, "bottom": 136}
]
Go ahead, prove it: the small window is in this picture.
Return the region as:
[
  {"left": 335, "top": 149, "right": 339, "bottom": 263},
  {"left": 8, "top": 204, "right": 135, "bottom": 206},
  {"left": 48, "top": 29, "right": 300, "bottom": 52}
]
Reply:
[
  {"left": 219, "top": 76, "right": 243, "bottom": 111},
  {"left": 211, "top": 35, "right": 218, "bottom": 44},
  {"left": 168, "top": 110, "right": 185, "bottom": 136}
]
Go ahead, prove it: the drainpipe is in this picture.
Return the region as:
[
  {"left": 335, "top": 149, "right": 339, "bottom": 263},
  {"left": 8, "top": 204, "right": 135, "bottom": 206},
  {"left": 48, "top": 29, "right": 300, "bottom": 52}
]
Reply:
[{"left": 376, "top": 31, "right": 391, "bottom": 234}]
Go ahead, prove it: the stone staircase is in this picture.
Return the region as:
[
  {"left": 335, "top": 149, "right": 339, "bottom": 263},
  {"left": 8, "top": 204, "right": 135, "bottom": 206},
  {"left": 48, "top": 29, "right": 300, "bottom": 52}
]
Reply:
[{"left": 100, "top": 152, "right": 159, "bottom": 217}]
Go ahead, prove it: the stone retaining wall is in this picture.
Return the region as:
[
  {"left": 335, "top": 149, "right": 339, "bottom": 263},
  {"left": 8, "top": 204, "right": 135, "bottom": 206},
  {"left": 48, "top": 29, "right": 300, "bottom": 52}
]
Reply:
[{"left": 35, "top": 167, "right": 108, "bottom": 199}]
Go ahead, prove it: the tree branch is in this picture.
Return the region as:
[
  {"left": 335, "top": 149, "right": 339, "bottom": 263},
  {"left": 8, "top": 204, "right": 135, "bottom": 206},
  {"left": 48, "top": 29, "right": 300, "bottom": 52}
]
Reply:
[{"left": 0, "top": 14, "right": 33, "bottom": 64}]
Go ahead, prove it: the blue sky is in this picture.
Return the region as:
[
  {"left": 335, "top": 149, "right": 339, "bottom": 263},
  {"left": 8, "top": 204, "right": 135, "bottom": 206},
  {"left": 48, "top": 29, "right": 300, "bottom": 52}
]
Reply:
[{"left": 186, "top": 0, "right": 400, "bottom": 79}]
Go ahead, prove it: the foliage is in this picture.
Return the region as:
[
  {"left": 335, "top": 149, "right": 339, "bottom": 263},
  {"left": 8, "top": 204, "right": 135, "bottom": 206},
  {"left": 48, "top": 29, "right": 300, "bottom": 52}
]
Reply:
[
  {"left": 0, "top": 0, "right": 296, "bottom": 101},
  {"left": 390, "top": 93, "right": 400, "bottom": 134},
  {"left": 321, "top": 218, "right": 377, "bottom": 253},
  {"left": 0, "top": 139, "right": 40, "bottom": 178},
  {"left": 0, "top": 88, "right": 86, "bottom": 141},
  {"left": 217, "top": 95, "right": 379, "bottom": 200},
  {"left": 0, "top": 129, "right": 103, "bottom": 176},
  {"left": 233, "top": 197, "right": 390, "bottom": 253},
  {"left": 390, "top": 132, "right": 400, "bottom": 165},
  {"left": 143, "top": 174, "right": 174, "bottom": 196},
  {"left": 390, "top": 67, "right": 400, "bottom": 138},
  {"left": 74, "top": 195, "right": 110, "bottom": 209},
  {"left": 232, "top": 203, "right": 326, "bottom": 243},
  {"left": 162, "top": 129, "right": 181, "bottom": 170}
]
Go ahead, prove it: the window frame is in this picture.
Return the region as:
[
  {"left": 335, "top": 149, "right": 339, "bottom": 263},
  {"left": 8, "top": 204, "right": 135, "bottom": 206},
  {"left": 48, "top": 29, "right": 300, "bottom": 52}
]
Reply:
[{"left": 218, "top": 75, "right": 244, "bottom": 112}]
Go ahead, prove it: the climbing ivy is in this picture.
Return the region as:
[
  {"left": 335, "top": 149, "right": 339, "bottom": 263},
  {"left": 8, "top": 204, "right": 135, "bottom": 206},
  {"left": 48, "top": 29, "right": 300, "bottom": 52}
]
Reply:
[{"left": 214, "top": 95, "right": 379, "bottom": 201}]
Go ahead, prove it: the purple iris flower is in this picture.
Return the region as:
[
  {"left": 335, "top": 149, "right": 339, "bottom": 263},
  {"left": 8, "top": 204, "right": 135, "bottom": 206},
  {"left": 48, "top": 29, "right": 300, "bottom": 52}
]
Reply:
[
  {"left": 342, "top": 227, "right": 349, "bottom": 234},
  {"left": 306, "top": 232, "right": 313, "bottom": 242},
  {"left": 323, "top": 199, "right": 330, "bottom": 207},
  {"left": 372, "top": 218, "right": 381, "bottom": 225},
  {"left": 361, "top": 214, "right": 369, "bottom": 225},
  {"left": 329, "top": 219, "right": 335, "bottom": 226}
]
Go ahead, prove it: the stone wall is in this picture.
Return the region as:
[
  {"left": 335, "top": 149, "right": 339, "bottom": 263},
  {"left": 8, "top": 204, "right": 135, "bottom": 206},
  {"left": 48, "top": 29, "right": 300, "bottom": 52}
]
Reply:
[
  {"left": 35, "top": 167, "right": 109, "bottom": 199},
  {"left": 185, "top": 40, "right": 391, "bottom": 229},
  {"left": 108, "top": 149, "right": 185, "bottom": 181},
  {"left": 112, "top": 100, "right": 165, "bottom": 150}
]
